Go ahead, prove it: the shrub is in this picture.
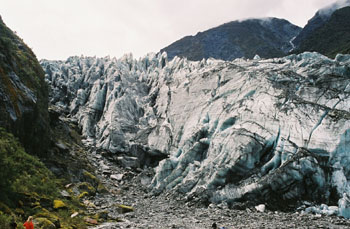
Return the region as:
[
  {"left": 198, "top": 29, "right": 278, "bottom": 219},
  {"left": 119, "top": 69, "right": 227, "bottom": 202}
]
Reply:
[
  {"left": 0, "top": 212, "right": 10, "bottom": 228},
  {"left": 0, "top": 128, "right": 57, "bottom": 204}
]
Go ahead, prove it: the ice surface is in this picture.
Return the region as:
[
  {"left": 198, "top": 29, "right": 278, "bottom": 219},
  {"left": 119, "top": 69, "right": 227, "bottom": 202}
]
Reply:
[
  {"left": 339, "top": 193, "right": 350, "bottom": 218},
  {"left": 41, "top": 51, "right": 350, "bottom": 207}
]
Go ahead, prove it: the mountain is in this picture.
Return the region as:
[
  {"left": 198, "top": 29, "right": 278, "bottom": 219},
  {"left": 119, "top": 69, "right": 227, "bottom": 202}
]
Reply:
[
  {"left": 42, "top": 52, "right": 350, "bottom": 213},
  {"left": 0, "top": 16, "right": 50, "bottom": 155},
  {"left": 160, "top": 17, "right": 301, "bottom": 61},
  {"left": 295, "top": 6, "right": 350, "bottom": 58},
  {"left": 292, "top": 0, "right": 350, "bottom": 48}
]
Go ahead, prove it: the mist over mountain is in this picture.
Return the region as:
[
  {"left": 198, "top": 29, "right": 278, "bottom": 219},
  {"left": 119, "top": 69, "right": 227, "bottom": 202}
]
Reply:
[
  {"left": 161, "top": 0, "right": 350, "bottom": 61},
  {"left": 161, "top": 17, "right": 301, "bottom": 61},
  {"left": 295, "top": 6, "right": 350, "bottom": 58},
  {"left": 292, "top": 0, "right": 350, "bottom": 48}
]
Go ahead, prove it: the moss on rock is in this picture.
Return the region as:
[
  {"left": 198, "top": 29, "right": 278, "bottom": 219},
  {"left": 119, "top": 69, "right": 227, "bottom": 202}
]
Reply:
[
  {"left": 53, "top": 200, "right": 66, "bottom": 210},
  {"left": 116, "top": 204, "right": 134, "bottom": 213},
  {"left": 93, "top": 210, "right": 109, "bottom": 222},
  {"left": 34, "top": 217, "right": 56, "bottom": 229},
  {"left": 97, "top": 183, "right": 108, "bottom": 193},
  {"left": 35, "top": 210, "right": 60, "bottom": 228},
  {"left": 78, "top": 192, "right": 89, "bottom": 200},
  {"left": 82, "top": 171, "right": 98, "bottom": 186},
  {"left": 77, "top": 182, "right": 96, "bottom": 195},
  {"left": 0, "top": 17, "right": 50, "bottom": 156},
  {"left": 0, "top": 202, "right": 12, "bottom": 215}
]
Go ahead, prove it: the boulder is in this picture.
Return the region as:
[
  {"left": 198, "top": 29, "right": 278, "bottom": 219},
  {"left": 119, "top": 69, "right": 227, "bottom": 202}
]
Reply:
[
  {"left": 53, "top": 200, "right": 66, "bottom": 210},
  {"left": 110, "top": 174, "right": 124, "bottom": 181},
  {"left": 34, "top": 217, "right": 56, "bottom": 229},
  {"left": 255, "top": 204, "right": 266, "bottom": 213},
  {"left": 84, "top": 217, "right": 98, "bottom": 225},
  {"left": 35, "top": 210, "right": 61, "bottom": 228},
  {"left": 117, "top": 204, "right": 134, "bottom": 213},
  {"left": 71, "top": 212, "right": 79, "bottom": 218}
]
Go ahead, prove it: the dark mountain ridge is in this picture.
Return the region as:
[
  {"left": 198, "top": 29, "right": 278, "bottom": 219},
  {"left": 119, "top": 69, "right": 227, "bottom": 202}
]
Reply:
[
  {"left": 161, "top": 17, "right": 301, "bottom": 61},
  {"left": 295, "top": 6, "right": 350, "bottom": 58},
  {"left": 293, "top": 0, "right": 350, "bottom": 48}
]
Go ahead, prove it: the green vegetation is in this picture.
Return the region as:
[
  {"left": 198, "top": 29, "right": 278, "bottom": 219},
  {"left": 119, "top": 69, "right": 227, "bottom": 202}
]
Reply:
[
  {"left": 295, "top": 7, "right": 350, "bottom": 58},
  {"left": 0, "top": 16, "right": 110, "bottom": 228},
  {"left": 0, "top": 128, "right": 57, "bottom": 203},
  {"left": 53, "top": 200, "right": 66, "bottom": 209},
  {"left": 0, "top": 212, "right": 11, "bottom": 228},
  {"left": 0, "top": 128, "right": 89, "bottom": 228},
  {"left": 0, "top": 17, "right": 50, "bottom": 156}
]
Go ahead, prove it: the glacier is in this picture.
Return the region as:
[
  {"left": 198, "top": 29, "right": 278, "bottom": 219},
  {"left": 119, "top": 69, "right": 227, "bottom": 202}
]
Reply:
[{"left": 41, "top": 52, "right": 350, "bottom": 210}]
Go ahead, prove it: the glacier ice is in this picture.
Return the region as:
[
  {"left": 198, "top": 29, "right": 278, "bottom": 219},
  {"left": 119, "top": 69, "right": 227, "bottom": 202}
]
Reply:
[
  {"left": 41, "top": 51, "right": 350, "bottom": 208},
  {"left": 339, "top": 193, "right": 350, "bottom": 218}
]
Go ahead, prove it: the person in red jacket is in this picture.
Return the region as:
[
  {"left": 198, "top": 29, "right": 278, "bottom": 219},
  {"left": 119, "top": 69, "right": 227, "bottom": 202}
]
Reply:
[{"left": 23, "top": 216, "right": 34, "bottom": 229}]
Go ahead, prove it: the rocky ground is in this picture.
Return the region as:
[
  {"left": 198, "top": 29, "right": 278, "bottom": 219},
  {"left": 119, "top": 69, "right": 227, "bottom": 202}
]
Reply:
[
  {"left": 47, "top": 110, "right": 350, "bottom": 228},
  {"left": 85, "top": 151, "right": 350, "bottom": 229}
]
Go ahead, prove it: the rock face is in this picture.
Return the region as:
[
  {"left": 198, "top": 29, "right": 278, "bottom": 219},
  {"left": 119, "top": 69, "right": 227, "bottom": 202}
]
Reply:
[
  {"left": 293, "top": 0, "right": 350, "bottom": 51},
  {"left": 160, "top": 17, "right": 301, "bottom": 61},
  {"left": 0, "top": 16, "right": 50, "bottom": 155},
  {"left": 42, "top": 52, "right": 350, "bottom": 208}
]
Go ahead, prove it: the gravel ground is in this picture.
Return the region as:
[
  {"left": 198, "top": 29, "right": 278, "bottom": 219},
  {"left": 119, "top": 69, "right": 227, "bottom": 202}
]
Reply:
[{"left": 87, "top": 153, "right": 350, "bottom": 229}]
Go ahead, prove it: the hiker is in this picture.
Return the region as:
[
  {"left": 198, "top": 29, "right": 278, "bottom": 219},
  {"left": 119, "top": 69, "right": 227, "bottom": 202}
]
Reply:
[{"left": 23, "top": 216, "right": 34, "bottom": 229}]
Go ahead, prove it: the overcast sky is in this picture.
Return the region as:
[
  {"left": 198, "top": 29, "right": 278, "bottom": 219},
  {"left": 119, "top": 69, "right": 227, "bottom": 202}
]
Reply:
[{"left": 0, "top": 0, "right": 337, "bottom": 60}]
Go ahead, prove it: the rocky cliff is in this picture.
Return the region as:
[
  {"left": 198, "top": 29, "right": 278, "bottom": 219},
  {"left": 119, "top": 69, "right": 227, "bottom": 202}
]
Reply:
[
  {"left": 42, "top": 52, "right": 350, "bottom": 209},
  {"left": 0, "top": 16, "right": 50, "bottom": 155},
  {"left": 160, "top": 18, "right": 301, "bottom": 61}
]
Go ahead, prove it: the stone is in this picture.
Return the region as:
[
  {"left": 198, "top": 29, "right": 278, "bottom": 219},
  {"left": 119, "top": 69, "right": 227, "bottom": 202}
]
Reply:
[
  {"left": 84, "top": 217, "right": 98, "bottom": 225},
  {"left": 255, "top": 204, "right": 266, "bottom": 213},
  {"left": 60, "top": 190, "right": 71, "bottom": 198},
  {"left": 53, "top": 200, "right": 66, "bottom": 209},
  {"left": 140, "top": 176, "right": 152, "bottom": 186},
  {"left": 101, "top": 164, "right": 109, "bottom": 171},
  {"left": 83, "top": 200, "right": 96, "bottom": 208},
  {"left": 253, "top": 54, "right": 261, "bottom": 60},
  {"left": 117, "top": 204, "right": 134, "bottom": 213},
  {"left": 110, "top": 174, "right": 124, "bottom": 181},
  {"left": 35, "top": 210, "right": 61, "bottom": 228},
  {"left": 77, "top": 182, "right": 96, "bottom": 195},
  {"left": 71, "top": 212, "right": 79, "bottom": 218},
  {"left": 65, "top": 183, "right": 73, "bottom": 189},
  {"left": 119, "top": 156, "right": 140, "bottom": 168},
  {"left": 97, "top": 211, "right": 109, "bottom": 220},
  {"left": 34, "top": 217, "right": 56, "bottom": 229},
  {"left": 55, "top": 141, "right": 68, "bottom": 151}
]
